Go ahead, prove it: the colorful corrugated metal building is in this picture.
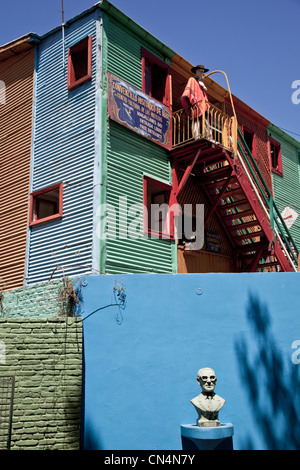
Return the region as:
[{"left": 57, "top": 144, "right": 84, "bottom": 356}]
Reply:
[
  {"left": 1, "top": 0, "right": 299, "bottom": 291},
  {"left": 0, "top": 35, "right": 36, "bottom": 291},
  {"left": 25, "top": 8, "right": 99, "bottom": 285}
]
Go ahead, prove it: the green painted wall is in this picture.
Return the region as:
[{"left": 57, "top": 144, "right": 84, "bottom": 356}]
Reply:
[
  {"left": 0, "top": 318, "right": 82, "bottom": 450},
  {"left": 100, "top": 12, "right": 176, "bottom": 274},
  {"left": 268, "top": 124, "right": 300, "bottom": 250},
  {"left": 106, "top": 122, "right": 176, "bottom": 273},
  {"left": 105, "top": 12, "right": 173, "bottom": 89}
]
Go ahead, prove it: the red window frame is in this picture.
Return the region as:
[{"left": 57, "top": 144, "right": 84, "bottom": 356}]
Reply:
[
  {"left": 268, "top": 137, "right": 283, "bottom": 176},
  {"left": 143, "top": 176, "right": 174, "bottom": 240},
  {"left": 29, "top": 183, "right": 63, "bottom": 227},
  {"left": 243, "top": 125, "right": 257, "bottom": 160},
  {"left": 67, "top": 36, "right": 92, "bottom": 91},
  {"left": 141, "top": 48, "right": 171, "bottom": 108}
]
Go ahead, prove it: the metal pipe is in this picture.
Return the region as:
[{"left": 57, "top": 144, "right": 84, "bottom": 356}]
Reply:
[
  {"left": 61, "top": 0, "right": 65, "bottom": 69},
  {"left": 204, "top": 70, "right": 237, "bottom": 121},
  {"left": 62, "top": 23, "right": 65, "bottom": 69}
]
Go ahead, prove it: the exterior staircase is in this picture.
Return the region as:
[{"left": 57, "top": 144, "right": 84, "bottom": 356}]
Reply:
[{"left": 171, "top": 127, "right": 299, "bottom": 272}]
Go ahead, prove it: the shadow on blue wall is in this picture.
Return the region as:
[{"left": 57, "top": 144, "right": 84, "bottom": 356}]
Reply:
[
  {"left": 76, "top": 279, "right": 126, "bottom": 324},
  {"left": 82, "top": 423, "right": 104, "bottom": 451},
  {"left": 235, "top": 293, "right": 300, "bottom": 450}
]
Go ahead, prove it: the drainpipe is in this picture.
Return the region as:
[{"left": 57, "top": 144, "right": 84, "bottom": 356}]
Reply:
[{"left": 204, "top": 70, "right": 237, "bottom": 121}]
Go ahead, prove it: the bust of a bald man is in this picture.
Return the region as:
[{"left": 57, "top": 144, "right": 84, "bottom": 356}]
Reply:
[{"left": 191, "top": 367, "right": 225, "bottom": 427}]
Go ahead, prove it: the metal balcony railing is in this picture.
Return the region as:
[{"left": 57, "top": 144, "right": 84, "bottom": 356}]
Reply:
[{"left": 172, "top": 100, "right": 237, "bottom": 154}]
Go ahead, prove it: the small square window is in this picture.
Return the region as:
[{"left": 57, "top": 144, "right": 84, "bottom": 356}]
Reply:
[
  {"left": 67, "top": 36, "right": 92, "bottom": 91},
  {"left": 143, "top": 176, "right": 174, "bottom": 239},
  {"left": 269, "top": 137, "right": 283, "bottom": 176},
  {"left": 141, "top": 48, "right": 171, "bottom": 107},
  {"left": 30, "top": 183, "right": 63, "bottom": 226}
]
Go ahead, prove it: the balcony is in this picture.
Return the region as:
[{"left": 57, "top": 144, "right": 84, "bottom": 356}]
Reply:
[{"left": 172, "top": 100, "right": 237, "bottom": 154}]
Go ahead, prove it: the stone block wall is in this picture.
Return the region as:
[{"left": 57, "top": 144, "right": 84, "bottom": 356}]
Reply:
[
  {"left": 0, "top": 279, "right": 71, "bottom": 318},
  {"left": 0, "top": 318, "right": 82, "bottom": 450}
]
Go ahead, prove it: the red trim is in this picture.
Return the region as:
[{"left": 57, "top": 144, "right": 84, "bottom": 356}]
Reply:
[
  {"left": 143, "top": 175, "right": 174, "bottom": 239},
  {"left": 169, "top": 159, "right": 180, "bottom": 217},
  {"left": 141, "top": 48, "right": 171, "bottom": 108},
  {"left": 67, "top": 36, "right": 92, "bottom": 91},
  {"left": 29, "top": 182, "right": 63, "bottom": 226},
  {"left": 268, "top": 137, "right": 283, "bottom": 177},
  {"left": 143, "top": 176, "right": 148, "bottom": 236}
]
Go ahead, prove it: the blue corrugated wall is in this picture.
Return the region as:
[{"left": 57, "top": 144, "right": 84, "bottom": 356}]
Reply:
[{"left": 26, "top": 11, "right": 100, "bottom": 284}]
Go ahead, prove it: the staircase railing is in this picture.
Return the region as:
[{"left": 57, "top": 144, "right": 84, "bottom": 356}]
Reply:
[
  {"left": 237, "top": 128, "right": 299, "bottom": 271},
  {"left": 172, "top": 101, "right": 237, "bottom": 153}
]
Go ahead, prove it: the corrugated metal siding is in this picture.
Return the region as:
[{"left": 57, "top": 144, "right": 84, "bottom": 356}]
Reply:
[
  {"left": 271, "top": 137, "right": 300, "bottom": 250},
  {"left": 106, "top": 121, "right": 174, "bottom": 274},
  {"left": 104, "top": 17, "right": 175, "bottom": 273},
  {"left": 26, "top": 13, "right": 98, "bottom": 284},
  {"left": 0, "top": 48, "right": 35, "bottom": 291},
  {"left": 107, "top": 17, "right": 170, "bottom": 90}
]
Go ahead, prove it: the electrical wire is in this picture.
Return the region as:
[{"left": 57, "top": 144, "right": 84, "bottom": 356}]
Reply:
[{"left": 277, "top": 127, "right": 300, "bottom": 139}]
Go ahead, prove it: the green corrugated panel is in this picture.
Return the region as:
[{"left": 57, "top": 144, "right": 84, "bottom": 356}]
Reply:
[
  {"left": 105, "top": 121, "right": 175, "bottom": 274},
  {"left": 268, "top": 125, "right": 300, "bottom": 249},
  {"left": 102, "top": 15, "right": 176, "bottom": 274},
  {"left": 107, "top": 17, "right": 171, "bottom": 90}
]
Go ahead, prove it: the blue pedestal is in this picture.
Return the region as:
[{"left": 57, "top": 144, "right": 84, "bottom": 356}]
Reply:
[{"left": 181, "top": 423, "right": 234, "bottom": 450}]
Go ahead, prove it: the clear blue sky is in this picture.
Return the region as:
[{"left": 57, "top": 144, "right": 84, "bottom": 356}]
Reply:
[{"left": 1, "top": 0, "right": 299, "bottom": 140}]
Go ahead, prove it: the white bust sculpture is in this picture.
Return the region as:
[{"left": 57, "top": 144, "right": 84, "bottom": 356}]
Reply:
[{"left": 191, "top": 367, "right": 225, "bottom": 427}]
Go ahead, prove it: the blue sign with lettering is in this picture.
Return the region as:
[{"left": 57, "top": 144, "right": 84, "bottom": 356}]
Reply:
[{"left": 108, "top": 73, "right": 172, "bottom": 150}]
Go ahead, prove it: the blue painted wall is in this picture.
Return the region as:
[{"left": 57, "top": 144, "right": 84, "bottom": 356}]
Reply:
[{"left": 79, "top": 273, "right": 300, "bottom": 450}]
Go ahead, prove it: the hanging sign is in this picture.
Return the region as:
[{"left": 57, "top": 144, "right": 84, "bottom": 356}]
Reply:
[
  {"left": 206, "top": 230, "right": 221, "bottom": 253},
  {"left": 107, "top": 73, "right": 172, "bottom": 150}
]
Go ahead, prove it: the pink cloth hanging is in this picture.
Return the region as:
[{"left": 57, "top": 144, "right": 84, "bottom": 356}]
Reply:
[{"left": 181, "top": 77, "right": 209, "bottom": 118}]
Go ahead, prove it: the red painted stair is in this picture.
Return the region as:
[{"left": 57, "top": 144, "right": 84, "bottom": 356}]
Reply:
[{"left": 171, "top": 133, "right": 299, "bottom": 273}]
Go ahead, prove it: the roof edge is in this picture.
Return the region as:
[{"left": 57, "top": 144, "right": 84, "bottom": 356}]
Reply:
[
  {"left": 98, "top": 0, "right": 174, "bottom": 59},
  {"left": 0, "top": 33, "right": 38, "bottom": 62},
  {"left": 0, "top": 33, "right": 33, "bottom": 51},
  {"left": 268, "top": 122, "right": 300, "bottom": 147}
]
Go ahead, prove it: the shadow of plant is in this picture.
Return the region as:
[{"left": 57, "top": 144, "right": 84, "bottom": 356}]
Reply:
[{"left": 235, "top": 293, "right": 300, "bottom": 450}]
